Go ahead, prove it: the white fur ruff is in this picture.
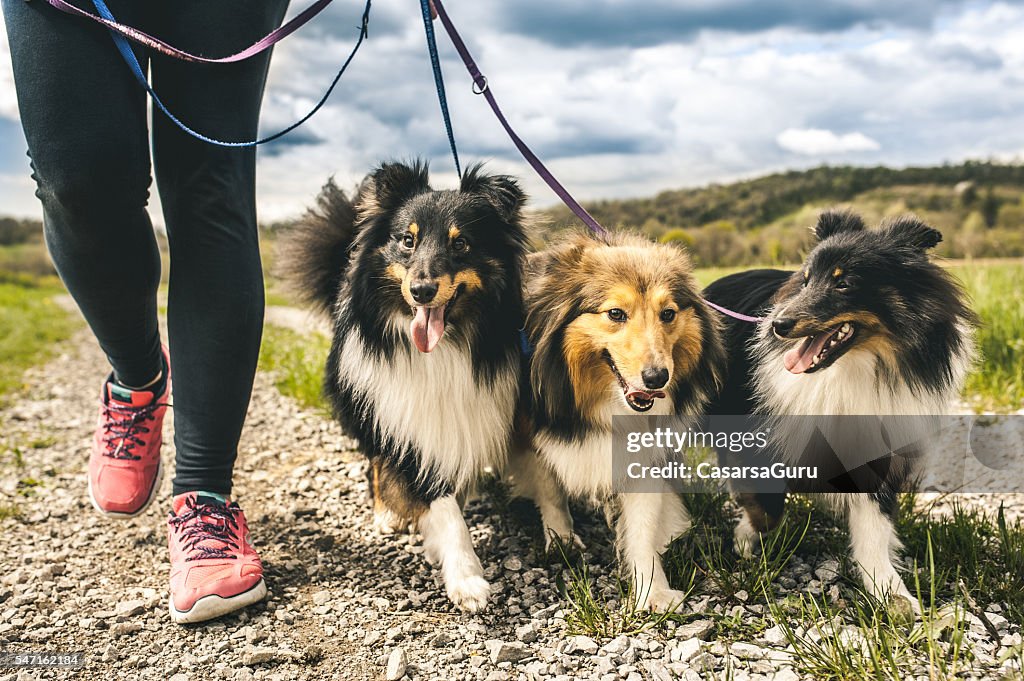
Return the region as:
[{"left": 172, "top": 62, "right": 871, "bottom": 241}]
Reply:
[{"left": 336, "top": 316, "right": 518, "bottom": 494}]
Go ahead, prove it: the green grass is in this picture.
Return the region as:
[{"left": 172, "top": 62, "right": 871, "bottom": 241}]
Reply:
[
  {"left": 898, "top": 495, "right": 1024, "bottom": 623},
  {"left": 693, "top": 266, "right": 748, "bottom": 289},
  {"left": 257, "top": 324, "right": 330, "bottom": 411},
  {"left": 554, "top": 491, "right": 1024, "bottom": 678},
  {"left": 265, "top": 289, "right": 294, "bottom": 308},
  {"left": 952, "top": 263, "right": 1024, "bottom": 411},
  {"left": 559, "top": 552, "right": 692, "bottom": 637},
  {"left": 0, "top": 279, "right": 78, "bottom": 401}
]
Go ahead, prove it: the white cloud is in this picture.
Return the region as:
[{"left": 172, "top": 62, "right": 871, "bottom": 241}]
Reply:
[
  {"left": 776, "top": 128, "right": 882, "bottom": 155},
  {"left": 0, "top": 14, "right": 19, "bottom": 120}
]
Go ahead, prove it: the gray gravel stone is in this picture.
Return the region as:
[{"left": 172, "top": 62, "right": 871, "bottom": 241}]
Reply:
[
  {"left": 486, "top": 640, "right": 532, "bottom": 664},
  {"left": 565, "top": 635, "right": 599, "bottom": 655},
  {"left": 385, "top": 647, "right": 407, "bottom": 680},
  {"left": 676, "top": 619, "right": 715, "bottom": 641}
]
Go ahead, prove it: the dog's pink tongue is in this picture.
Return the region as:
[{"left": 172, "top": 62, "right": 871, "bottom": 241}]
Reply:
[
  {"left": 626, "top": 389, "right": 667, "bottom": 401},
  {"left": 783, "top": 334, "right": 830, "bottom": 374},
  {"left": 411, "top": 306, "right": 446, "bottom": 353}
]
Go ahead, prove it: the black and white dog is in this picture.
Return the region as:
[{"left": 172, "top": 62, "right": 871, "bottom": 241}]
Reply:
[
  {"left": 705, "top": 210, "right": 977, "bottom": 610},
  {"left": 283, "top": 161, "right": 528, "bottom": 612}
]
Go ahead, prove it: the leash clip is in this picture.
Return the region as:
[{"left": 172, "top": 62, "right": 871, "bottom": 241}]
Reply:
[
  {"left": 472, "top": 75, "right": 489, "bottom": 95},
  {"left": 359, "top": 3, "right": 371, "bottom": 39}
]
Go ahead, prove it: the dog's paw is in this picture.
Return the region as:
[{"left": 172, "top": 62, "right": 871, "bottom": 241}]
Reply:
[
  {"left": 372, "top": 508, "right": 406, "bottom": 536},
  {"left": 640, "top": 587, "right": 688, "bottom": 613},
  {"left": 446, "top": 574, "right": 491, "bottom": 613},
  {"left": 544, "top": 529, "right": 586, "bottom": 555},
  {"left": 887, "top": 592, "right": 921, "bottom": 624}
]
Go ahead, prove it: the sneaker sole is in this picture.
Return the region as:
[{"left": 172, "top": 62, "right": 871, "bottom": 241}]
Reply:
[
  {"left": 169, "top": 578, "right": 267, "bottom": 625},
  {"left": 87, "top": 458, "right": 164, "bottom": 520}
]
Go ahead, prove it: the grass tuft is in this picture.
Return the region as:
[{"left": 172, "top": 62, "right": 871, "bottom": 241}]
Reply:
[
  {"left": 0, "top": 280, "right": 78, "bottom": 402},
  {"left": 953, "top": 263, "right": 1024, "bottom": 411},
  {"left": 898, "top": 494, "right": 1024, "bottom": 623},
  {"left": 257, "top": 325, "right": 331, "bottom": 411}
]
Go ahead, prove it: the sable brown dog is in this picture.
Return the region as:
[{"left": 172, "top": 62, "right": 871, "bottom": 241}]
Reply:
[{"left": 510, "top": 231, "right": 725, "bottom": 611}]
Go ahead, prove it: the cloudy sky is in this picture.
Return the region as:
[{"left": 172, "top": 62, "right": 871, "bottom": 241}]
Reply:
[{"left": 1, "top": 0, "right": 1023, "bottom": 221}]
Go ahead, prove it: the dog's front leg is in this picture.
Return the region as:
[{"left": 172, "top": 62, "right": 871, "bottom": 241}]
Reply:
[
  {"left": 846, "top": 494, "right": 920, "bottom": 614},
  {"left": 617, "top": 492, "right": 688, "bottom": 613},
  {"left": 419, "top": 495, "right": 490, "bottom": 612},
  {"left": 506, "top": 448, "right": 584, "bottom": 552}
]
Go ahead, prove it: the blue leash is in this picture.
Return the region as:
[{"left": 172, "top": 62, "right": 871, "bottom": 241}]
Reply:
[
  {"left": 91, "top": 0, "right": 372, "bottom": 148},
  {"left": 419, "top": 0, "right": 461, "bottom": 177}
]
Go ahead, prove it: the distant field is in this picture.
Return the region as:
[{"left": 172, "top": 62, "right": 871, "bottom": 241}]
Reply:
[
  {"left": 0, "top": 278, "right": 77, "bottom": 401},
  {"left": 954, "top": 262, "right": 1024, "bottom": 411}
]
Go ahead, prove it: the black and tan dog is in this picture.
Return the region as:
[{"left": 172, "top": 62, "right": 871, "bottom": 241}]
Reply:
[
  {"left": 705, "top": 210, "right": 977, "bottom": 611},
  {"left": 283, "top": 161, "right": 527, "bottom": 612},
  {"left": 509, "top": 231, "right": 725, "bottom": 611}
]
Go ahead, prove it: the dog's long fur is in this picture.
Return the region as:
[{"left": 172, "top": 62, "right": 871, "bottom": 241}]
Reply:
[
  {"left": 283, "top": 161, "right": 528, "bottom": 612},
  {"left": 510, "top": 231, "right": 725, "bottom": 611},
  {"left": 705, "top": 210, "right": 977, "bottom": 610}
]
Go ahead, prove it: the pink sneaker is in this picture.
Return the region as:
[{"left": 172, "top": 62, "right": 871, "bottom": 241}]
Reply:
[
  {"left": 167, "top": 493, "right": 267, "bottom": 624},
  {"left": 88, "top": 351, "right": 170, "bottom": 518}
]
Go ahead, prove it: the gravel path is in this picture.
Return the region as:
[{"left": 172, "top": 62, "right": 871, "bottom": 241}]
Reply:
[{"left": 1, "top": 324, "right": 1021, "bottom": 681}]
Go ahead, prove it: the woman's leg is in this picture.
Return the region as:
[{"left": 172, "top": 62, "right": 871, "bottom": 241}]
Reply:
[
  {"left": 150, "top": 0, "right": 289, "bottom": 498},
  {"left": 1, "top": 0, "right": 161, "bottom": 387},
  {"left": 3, "top": 0, "right": 172, "bottom": 518},
  {"left": 150, "top": 0, "right": 289, "bottom": 624}
]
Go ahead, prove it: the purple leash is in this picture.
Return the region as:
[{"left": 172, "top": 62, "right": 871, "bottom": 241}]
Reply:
[
  {"left": 427, "top": 0, "right": 763, "bottom": 324},
  {"left": 430, "top": 0, "right": 607, "bottom": 238},
  {"left": 42, "top": 0, "right": 333, "bottom": 63}
]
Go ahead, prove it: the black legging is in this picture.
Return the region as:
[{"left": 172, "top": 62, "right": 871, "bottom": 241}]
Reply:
[{"left": 3, "top": 0, "right": 289, "bottom": 496}]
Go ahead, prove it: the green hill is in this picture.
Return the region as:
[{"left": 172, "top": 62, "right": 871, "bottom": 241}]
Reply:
[{"left": 540, "top": 161, "right": 1024, "bottom": 266}]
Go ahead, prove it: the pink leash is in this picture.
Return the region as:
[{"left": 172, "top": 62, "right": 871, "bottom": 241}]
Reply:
[{"left": 41, "top": 0, "right": 333, "bottom": 64}]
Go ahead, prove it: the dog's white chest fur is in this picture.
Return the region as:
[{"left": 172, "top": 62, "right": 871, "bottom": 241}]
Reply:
[
  {"left": 755, "top": 344, "right": 968, "bottom": 418},
  {"left": 538, "top": 388, "right": 675, "bottom": 501},
  {"left": 337, "top": 326, "right": 517, "bottom": 492}
]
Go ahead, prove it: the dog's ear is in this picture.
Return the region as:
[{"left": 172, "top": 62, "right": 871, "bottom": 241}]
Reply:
[
  {"left": 526, "top": 238, "right": 590, "bottom": 428},
  {"left": 363, "top": 161, "right": 430, "bottom": 213},
  {"left": 885, "top": 215, "right": 943, "bottom": 251},
  {"left": 461, "top": 166, "right": 526, "bottom": 223},
  {"left": 814, "top": 209, "right": 865, "bottom": 241}
]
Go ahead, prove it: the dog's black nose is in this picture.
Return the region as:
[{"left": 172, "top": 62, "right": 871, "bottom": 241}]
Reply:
[
  {"left": 410, "top": 280, "right": 438, "bottom": 304},
  {"left": 641, "top": 367, "right": 669, "bottom": 390},
  {"left": 772, "top": 318, "right": 797, "bottom": 337}
]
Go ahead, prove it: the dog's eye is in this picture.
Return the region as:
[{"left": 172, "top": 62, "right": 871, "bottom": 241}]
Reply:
[
  {"left": 660, "top": 309, "right": 676, "bottom": 323},
  {"left": 835, "top": 279, "right": 849, "bottom": 291},
  {"left": 400, "top": 233, "right": 415, "bottom": 249},
  {"left": 452, "top": 237, "right": 468, "bottom": 252},
  {"left": 607, "top": 308, "right": 627, "bottom": 323}
]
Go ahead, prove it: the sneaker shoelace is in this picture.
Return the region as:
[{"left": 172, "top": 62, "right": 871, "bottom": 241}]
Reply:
[
  {"left": 169, "top": 497, "right": 242, "bottom": 562},
  {"left": 101, "top": 400, "right": 169, "bottom": 460}
]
